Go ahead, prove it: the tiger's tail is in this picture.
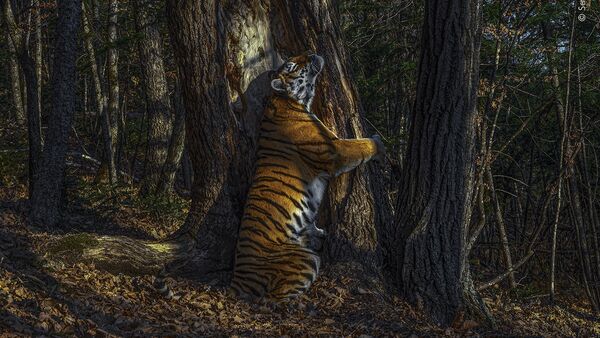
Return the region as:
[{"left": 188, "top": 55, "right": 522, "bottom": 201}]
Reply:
[{"left": 153, "top": 267, "right": 175, "bottom": 299}]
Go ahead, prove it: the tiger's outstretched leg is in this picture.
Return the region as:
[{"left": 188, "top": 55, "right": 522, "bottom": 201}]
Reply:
[{"left": 330, "top": 134, "right": 385, "bottom": 176}]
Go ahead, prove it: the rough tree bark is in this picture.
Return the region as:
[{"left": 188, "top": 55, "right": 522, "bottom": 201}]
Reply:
[
  {"left": 134, "top": 0, "right": 174, "bottom": 196},
  {"left": 165, "top": 0, "right": 391, "bottom": 276},
  {"left": 30, "top": 0, "right": 81, "bottom": 226},
  {"left": 386, "top": 0, "right": 489, "bottom": 326},
  {"left": 164, "top": 0, "right": 243, "bottom": 279}
]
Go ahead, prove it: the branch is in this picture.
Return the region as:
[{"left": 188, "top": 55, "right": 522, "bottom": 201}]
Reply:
[{"left": 476, "top": 250, "right": 534, "bottom": 291}]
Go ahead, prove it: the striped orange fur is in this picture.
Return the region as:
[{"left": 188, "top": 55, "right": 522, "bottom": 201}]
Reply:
[{"left": 230, "top": 53, "right": 385, "bottom": 301}]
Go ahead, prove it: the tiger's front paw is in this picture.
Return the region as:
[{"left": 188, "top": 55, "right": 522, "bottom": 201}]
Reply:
[{"left": 371, "top": 134, "right": 386, "bottom": 163}]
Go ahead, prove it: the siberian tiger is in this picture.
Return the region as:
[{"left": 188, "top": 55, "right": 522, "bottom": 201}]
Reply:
[{"left": 229, "top": 53, "right": 385, "bottom": 301}]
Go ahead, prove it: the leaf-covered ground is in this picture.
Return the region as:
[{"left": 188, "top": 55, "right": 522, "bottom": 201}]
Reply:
[
  {"left": 1, "top": 183, "right": 599, "bottom": 337},
  {"left": 1, "top": 117, "right": 599, "bottom": 337}
]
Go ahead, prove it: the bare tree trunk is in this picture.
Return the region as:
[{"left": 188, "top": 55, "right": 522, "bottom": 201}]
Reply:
[
  {"left": 5, "top": 28, "right": 25, "bottom": 123},
  {"left": 33, "top": 0, "right": 42, "bottom": 116},
  {"left": 577, "top": 65, "right": 600, "bottom": 313},
  {"left": 99, "top": 0, "right": 119, "bottom": 183},
  {"left": 547, "top": 13, "right": 576, "bottom": 301},
  {"left": 134, "top": 0, "right": 173, "bottom": 196},
  {"left": 386, "top": 0, "right": 489, "bottom": 326},
  {"left": 82, "top": 2, "right": 115, "bottom": 184},
  {"left": 486, "top": 166, "right": 517, "bottom": 288},
  {"left": 157, "top": 81, "right": 185, "bottom": 195},
  {"left": 30, "top": 0, "right": 81, "bottom": 226},
  {"left": 4, "top": 0, "right": 42, "bottom": 198}
]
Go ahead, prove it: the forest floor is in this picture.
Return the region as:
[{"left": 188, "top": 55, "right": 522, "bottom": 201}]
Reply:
[{"left": 1, "top": 123, "right": 599, "bottom": 337}]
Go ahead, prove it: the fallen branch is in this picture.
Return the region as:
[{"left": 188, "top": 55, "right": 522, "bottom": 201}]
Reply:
[
  {"left": 476, "top": 250, "right": 535, "bottom": 291},
  {"left": 0, "top": 148, "right": 27, "bottom": 153},
  {"left": 67, "top": 152, "right": 138, "bottom": 183}
]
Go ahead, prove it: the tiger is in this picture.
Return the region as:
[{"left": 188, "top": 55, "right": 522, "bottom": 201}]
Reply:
[{"left": 229, "top": 53, "right": 386, "bottom": 302}]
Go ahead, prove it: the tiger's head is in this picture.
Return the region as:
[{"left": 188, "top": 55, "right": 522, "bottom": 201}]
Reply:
[{"left": 271, "top": 53, "right": 324, "bottom": 110}]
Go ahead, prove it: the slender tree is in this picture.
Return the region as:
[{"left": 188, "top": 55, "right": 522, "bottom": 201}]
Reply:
[
  {"left": 157, "top": 81, "right": 186, "bottom": 195},
  {"left": 82, "top": 1, "right": 115, "bottom": 183},
  {"left": 4, "top": 0, "right": 42, "bottom": 197},
  {"left": 5, "top": 28, "right": 25, "bottom": 123},
  {"left": 30, "top": 0, "right": 81, "bottom": 226},
  {"left": 33, "top": 0, "right": 42, "bottom": 116},
  {"left": 97, "top": 0, "right": 119, "bottom": 183}
]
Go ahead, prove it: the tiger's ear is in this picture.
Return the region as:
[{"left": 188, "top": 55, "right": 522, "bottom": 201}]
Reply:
[{"left": 271, "top": 79, "right": 286, "bottom": 93}]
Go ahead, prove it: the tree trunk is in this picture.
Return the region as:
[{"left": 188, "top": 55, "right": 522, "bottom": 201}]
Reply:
[
  {"left": 99, "top": 0, "right": 119, "bottom": 183},
  {"left": 134, "top": 0, "right": 174, "bottom": 196},
  {"left": 164, "top": 0, "right": 391, "bottom": 280},
  {"left": 386, "top": 0, "right": 488, "bottom": 326},
  {"left": 157, "top": 81, "right": 186, "bottom": 195},
  {"left": 165, "top": 0, "right": 243, "bottom": 279},
  {"left": 30, "top": 0, "right": 81, "bottom": 226},
  {"left": 33, "top": 0, "right": 42, "bottom": 116},
  {"left": 270, "top": 0, "right": 392, "bottom": 265},
  {"left": 82, "top": 2, "right": 115, "bottom": 184},
  {"left": 5, "top": 29, "right": 25, "bottom": 123},
  {"left": 486, "top": 166, "right": 517, "bottom": 288},
  {"left": 4, "top": 0, "right": 42, "bottom": 198}
]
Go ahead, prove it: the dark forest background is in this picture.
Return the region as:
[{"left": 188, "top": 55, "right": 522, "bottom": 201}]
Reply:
[{"left": 1, "top": 0, "right": 600, "bottom": 336}]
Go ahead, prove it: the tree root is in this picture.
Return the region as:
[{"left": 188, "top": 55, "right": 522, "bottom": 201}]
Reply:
[{"left": 45, "top": 233, "right": 179, "bottom": 275}]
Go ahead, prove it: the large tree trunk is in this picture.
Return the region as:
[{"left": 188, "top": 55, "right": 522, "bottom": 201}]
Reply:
[
  {"left": 30, "top": 0, "right": 81, "bottom": 226},
  {"left": 271, "top": 1, "right": 392, "bottom": 265},
  {"left": 386, "top": 0, "right": 488, "bottom": 326},
  {"left": 165, "top": 0, "right": 243, "bottom": 279},
  {"left": 164, "top": 0, "right": 391, "bottom": 279},
  {"left": 134, "top": 0, "right": 174, "bottom": 196}
]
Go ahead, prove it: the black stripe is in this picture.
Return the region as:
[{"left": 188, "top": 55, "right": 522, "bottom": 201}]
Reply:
[
  {"left": 253, "top": 176, "right": 310, "bottom": 198},
  {"left": 256, "top": 162, "right": 289, "bottom": 170},
  {"left": 258, "top": 144, "right": 297, "bottom": 158},
  {"left": 247, "top": 196, "right": 291, "bottom": 219},
  {"left": 244, "top": 205, "right": 290, "bottom": 238},
  {"left": 243, "top": 214, "right": 285, "bottom": 233},
  {"left": 253, "top": 184, "right": 303, "bottom": 209},
  {"left": 237, "top": 237, "right": 276, "bottom": 254},
  {"left": 272, "top": 170, "right": 309, "bottom": 185}
]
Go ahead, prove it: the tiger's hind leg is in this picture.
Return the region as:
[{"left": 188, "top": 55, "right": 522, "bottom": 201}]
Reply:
[{"left": 266, "top": 250, "right": 320, "bottom": 301}]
